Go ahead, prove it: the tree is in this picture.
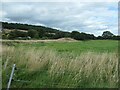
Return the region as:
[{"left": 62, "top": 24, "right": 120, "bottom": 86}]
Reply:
[
  {"left": 8, "top": 30, "right": 28, "bottom": 39},
  {"left": 71, "top": 31, "right": 81, "bottom": 40},
  {"left": 8, "top": 31, "right": 17, "bottom": 39},
  {"left": 96, "top": 36, "right": 103, "bottom": 40},
  {"left": 112, "top": 36, "right": 120, "bottom": 40},
  {"left": 28, "top": 29, "right": 39, "bottom": 39},
  {"left": 37, "top": 29, "right": 45, "bottom": 38},
  {"left": 102, "top": 31, "right": 114, "bottom": 39},
  {"left": 71, "top": 31, "right": 95, "bottom": 40}
]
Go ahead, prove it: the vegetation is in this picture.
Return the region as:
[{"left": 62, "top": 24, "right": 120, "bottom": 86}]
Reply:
[
  {"left": 1, "top": 21, "right": 119, "bottom": 88},
  {"left": 2, "top": 22, "right": 120, "bottom": 40},
  {"left": 102, "top": 31, "right": 114, "bottom": 37},
  {"left": 71, "top": 31, "right": 95, "bottom": 40},
  {"left": 2, "top": 40, "right": 118, "bottom": 88}
]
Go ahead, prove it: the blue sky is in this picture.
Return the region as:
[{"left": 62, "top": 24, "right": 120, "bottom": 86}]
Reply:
[{"left": 1, "top": 2, "right": 118, "bottom": 36}]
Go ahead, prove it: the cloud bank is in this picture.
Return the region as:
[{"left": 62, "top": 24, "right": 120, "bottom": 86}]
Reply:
[{"left": 1, "top": 2, "right": 118, "bottom": 36}]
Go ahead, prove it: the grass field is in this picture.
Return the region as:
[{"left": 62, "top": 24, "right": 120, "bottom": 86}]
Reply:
[{"left": 2, "top": 40, "right": 119, "bottom": 88}]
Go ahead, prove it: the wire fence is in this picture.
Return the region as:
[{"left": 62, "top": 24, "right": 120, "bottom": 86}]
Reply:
[{"left": 3, "top": 64, "right": 81, "bottom": 89}]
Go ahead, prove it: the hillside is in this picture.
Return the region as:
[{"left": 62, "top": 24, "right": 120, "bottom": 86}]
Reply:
[
  {"left": 2, "top": 22, "right": 63, "bottom": 32},
  {"left": 2, "top": 22, "right": 71, "bottom": 39},
  {"left": 1, "top": 22, "right": 120, "bottom": 40}
]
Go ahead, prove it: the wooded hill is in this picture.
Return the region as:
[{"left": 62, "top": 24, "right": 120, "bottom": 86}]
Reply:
[{"left": 1, "top": 22, "right": 120, "bottom": 40}]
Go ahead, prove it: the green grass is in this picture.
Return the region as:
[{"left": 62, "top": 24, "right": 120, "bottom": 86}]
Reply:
[
  {"left": 2, "top": 40, "right": 119, "bottom": 88},
  {"left": 15, "top": 40, "right": 118, "bottom": 53}
]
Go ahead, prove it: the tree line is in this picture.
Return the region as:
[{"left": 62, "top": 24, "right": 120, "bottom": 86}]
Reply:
[{"left": 1, "top": 22, "right": 120, "bottom": 40}]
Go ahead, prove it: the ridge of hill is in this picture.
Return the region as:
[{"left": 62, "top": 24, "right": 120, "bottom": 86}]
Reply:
[
  {"left": 2, "top": 22, "right": 64, "bottom": 33},
  {"left": 1, "top": 22, "right": 120, "bottom": 40}
]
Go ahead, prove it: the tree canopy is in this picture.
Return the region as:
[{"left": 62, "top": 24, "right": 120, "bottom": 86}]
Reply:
[{"left": 102, "top": 31, "right": 114, "bottom": 39}]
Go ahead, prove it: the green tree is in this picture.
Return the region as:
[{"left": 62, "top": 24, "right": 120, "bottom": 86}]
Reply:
[
  {"left": 8, "top": 31, "right": 17, "bottom": 39},
  {"left": 28, "top": 29, "right": 39, "bottom": 39},
  {"left": 37, "top": 29, "right": 45, "bottom": 38},
  {"left": 102, "top": 31, "right": 114, "bottom": 39},
  {"left": 71, "top": 31, "right": 81, "bottom": 40},
  {"left": 8, "top": 30, "right": 28, "bottom": 39}
]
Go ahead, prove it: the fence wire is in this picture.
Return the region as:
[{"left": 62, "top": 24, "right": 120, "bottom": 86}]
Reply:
[{"left": 3, "top": 65, "right": 81, "bottom": 88}]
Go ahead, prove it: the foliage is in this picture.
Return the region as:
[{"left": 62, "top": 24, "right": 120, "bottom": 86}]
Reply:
[
  {"left": 8, "top": 30, "right": 28, "bottom": 39},
  {"left": 28, "top": 29, "right": 39, "bottom": 39},
  {"left": 2, "top": 22, "right": 120, "bottom": 40},
  {"left": 102, "top": 31, "right": 114, "bottom": 38}
]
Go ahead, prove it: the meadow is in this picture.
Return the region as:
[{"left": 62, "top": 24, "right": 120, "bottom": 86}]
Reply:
[{"left": 2, "top": 40, "right": 119, "bottom": 88}]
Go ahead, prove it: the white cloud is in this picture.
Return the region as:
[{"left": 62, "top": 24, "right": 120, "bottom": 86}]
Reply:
[{"left": 1, "top": 2, "right": 118, "bottom": 36}]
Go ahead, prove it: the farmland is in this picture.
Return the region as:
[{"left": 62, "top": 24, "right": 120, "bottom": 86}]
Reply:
[{"left": 2, "top": 40, "right": 119, "bottom": 88}]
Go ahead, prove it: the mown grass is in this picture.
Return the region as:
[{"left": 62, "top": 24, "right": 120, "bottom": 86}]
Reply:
[{"left": 2, "top": 40, "right": 119, "bottom": 88}]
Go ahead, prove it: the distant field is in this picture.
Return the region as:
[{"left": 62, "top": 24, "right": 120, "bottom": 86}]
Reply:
[
  {"left": 2, "top": 40, "right": 119, "bottom": 88},
  {"left": 2, "top": 40, "right": 118, "bottom": 53}
]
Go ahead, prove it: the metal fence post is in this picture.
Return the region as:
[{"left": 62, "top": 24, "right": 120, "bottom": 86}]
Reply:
[{"left": 7, "top": 64, "right": 16, "bottom": 90}]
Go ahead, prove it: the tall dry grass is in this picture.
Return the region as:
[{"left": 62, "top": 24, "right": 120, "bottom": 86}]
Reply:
[{"left": 2, "top": 45, "right": 118, "bottom": 88}]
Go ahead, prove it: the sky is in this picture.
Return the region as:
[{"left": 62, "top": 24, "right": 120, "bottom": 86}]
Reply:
[{"left": 1, "top": 1, "right": 118, "bottom": 36}]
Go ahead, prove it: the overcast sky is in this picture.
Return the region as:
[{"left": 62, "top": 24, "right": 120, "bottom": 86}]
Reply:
[{"left": 1, "top": 2, "right": 118, "bottom": 36}]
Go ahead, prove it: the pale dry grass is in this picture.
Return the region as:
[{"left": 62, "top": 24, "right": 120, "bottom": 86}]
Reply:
[
  {"left": 48, "top": 51, "right": 118, "bottom": 87},
  {"left": 2, "top": 45, "right": 118, "bottom": 87},
  {"left": 2, "top": 38, "right": 77, "bottom": 43}
]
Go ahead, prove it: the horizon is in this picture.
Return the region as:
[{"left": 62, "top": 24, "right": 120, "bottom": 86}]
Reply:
[{"left": 1, "top": 2, "right": 118, "bottom": 36}]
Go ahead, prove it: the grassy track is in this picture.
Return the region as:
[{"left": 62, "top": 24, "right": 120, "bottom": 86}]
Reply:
[{"left": 2, "top": 40, "right": 119, "bottom": 88}]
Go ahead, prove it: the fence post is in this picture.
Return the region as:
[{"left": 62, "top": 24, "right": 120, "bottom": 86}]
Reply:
[{"left": 7, "top": 64, "right": 16, "bottom": 90}]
